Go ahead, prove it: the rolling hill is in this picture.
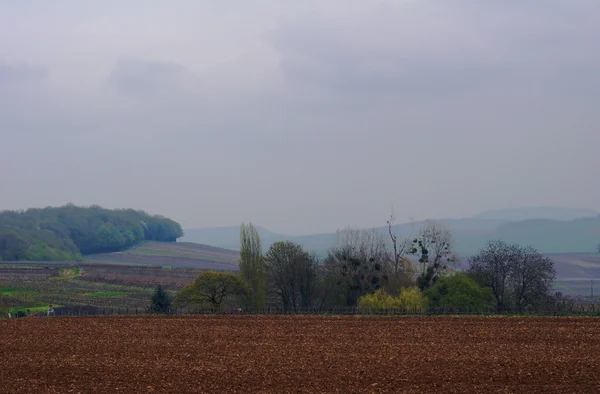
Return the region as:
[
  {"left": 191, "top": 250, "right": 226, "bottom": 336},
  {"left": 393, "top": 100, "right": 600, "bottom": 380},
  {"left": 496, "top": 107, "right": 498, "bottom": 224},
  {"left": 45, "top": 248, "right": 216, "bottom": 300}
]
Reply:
[
  {"left": 182, "top": 214, "right": 600, "bottom": 256},
  {"left": 85, "top": 241, "right": 239, "bottom": 270}
]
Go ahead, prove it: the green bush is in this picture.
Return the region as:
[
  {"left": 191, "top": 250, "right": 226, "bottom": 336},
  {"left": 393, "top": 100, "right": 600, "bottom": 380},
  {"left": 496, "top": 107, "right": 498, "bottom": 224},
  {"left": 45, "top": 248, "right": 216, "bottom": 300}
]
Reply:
[
  {"left": 358, "top": 288, "right": 428, "bottom": 311},
  {"left": 425, "top": 273, "right": 495, "bottom": 311}
]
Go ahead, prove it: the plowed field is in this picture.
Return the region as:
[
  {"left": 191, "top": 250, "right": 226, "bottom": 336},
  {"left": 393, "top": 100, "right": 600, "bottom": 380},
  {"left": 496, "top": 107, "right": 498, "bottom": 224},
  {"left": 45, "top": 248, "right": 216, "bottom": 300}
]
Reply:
[{"left": 1, "top": 316, "right": 599, "bottom": 393}]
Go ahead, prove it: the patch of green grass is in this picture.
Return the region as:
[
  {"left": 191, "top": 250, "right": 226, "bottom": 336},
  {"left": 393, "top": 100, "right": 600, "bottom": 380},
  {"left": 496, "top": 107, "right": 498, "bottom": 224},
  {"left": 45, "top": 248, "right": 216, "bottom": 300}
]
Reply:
[
  {"left": 0, "top": 288, "right": 37, "bottom": 296},
  {"left": 84, "top": 291, "right": 128, "bottom": 298}
]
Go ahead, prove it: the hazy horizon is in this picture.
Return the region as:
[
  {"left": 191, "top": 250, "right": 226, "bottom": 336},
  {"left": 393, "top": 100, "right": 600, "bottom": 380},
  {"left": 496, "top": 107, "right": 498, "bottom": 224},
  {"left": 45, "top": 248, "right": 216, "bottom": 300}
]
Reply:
[{"left": 1, "top": 1, "right": 599, "bottom": 234}]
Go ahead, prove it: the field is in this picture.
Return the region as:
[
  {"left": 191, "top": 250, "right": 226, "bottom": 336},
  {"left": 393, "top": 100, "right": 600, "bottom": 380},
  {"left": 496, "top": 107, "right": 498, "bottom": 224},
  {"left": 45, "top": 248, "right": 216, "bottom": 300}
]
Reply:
[
  {"left": 0, "top": 242, "right": 240, "bottom": 314},
  {"left": 86, "top": 241, "right": 239, "bottom": 269},
  {"left": 1, "top": 316, "right": 599, "bottom": 393},
  {"left": 0, "top": 263, "right": 204, "bottom": 314},
  {"left": 551, "top": 253, "right": 600, "bottom": 295}
]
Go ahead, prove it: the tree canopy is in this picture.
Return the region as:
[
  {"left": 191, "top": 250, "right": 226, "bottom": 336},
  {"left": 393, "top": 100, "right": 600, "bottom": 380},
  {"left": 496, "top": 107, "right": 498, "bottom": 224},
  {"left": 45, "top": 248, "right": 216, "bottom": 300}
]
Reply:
[
  {"left": 0, "top": 204, "right": 183, "bottom": 261},
  {"left": 264, "top": 241, "right": 320, "bottom": 311},
  {"left": 174, "top": 271, "right": 248, "bottom": 309},
  {"left": 468, "top": 240, "right": 556, "bottom": 312}
]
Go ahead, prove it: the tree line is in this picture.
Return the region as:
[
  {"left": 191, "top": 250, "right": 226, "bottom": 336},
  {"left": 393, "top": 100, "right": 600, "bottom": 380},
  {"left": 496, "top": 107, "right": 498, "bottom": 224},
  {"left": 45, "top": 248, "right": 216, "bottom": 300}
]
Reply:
[
  {"left": 172, "top": 217, "right": 559, "bottom": 314},
  {"left": 0, "top": 204, "right": 183, "bottom": 261}
]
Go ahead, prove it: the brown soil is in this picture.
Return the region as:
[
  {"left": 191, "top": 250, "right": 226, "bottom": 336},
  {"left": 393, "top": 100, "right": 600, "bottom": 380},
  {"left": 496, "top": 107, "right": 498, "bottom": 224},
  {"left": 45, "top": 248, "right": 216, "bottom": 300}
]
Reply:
[{"left": 1, "top": 316, "right": 599, "bottom": 393}]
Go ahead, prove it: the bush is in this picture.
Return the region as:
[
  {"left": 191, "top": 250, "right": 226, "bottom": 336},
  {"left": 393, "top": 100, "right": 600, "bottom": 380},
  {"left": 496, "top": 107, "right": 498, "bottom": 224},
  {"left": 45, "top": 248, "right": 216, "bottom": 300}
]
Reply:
[
  {"left": 425, "top": 273, "right": 495, "bottom": 311},
  {"left": 358, "top": 288, "right": 428, "bottom": 311},
  {"left": 396, "top": 287, "right": 428, "bottom": 310}
]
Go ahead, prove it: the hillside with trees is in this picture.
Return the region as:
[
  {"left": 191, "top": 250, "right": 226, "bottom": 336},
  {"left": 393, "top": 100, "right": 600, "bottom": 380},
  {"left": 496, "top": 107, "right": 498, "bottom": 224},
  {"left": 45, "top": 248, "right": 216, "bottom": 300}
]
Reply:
[{"left": 0, "top": 204, "right": 183, "bottom": 261}]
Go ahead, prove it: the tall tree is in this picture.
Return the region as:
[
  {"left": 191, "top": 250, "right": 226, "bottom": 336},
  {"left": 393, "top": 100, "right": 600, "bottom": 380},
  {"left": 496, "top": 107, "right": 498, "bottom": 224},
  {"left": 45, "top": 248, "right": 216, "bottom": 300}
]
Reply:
[
  {"left": 409, "top": 220, "right": 454, "bottom": 290},
  {"left": 264, "top": 241, "right": 319, "bottom": 311},
  {"left": 468, "top": 240, "right": 556, "bottom": 312},
  {"left": 386, "top": 213, "right": 415, "bottom": 294},
  {"left": 238, "top": 222, "right": 266, "bottom": 308}
]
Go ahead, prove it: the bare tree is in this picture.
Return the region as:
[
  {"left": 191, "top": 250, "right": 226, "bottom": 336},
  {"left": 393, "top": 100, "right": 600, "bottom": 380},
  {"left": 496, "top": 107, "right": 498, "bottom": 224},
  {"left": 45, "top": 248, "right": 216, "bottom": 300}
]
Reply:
[
  {"left": 468, "top": 240, "right": 556, "bottom": 312},
  {"left": 264, "top": 241, "right": 319, "bottom": 311},
  {"left": 386, "top": 213, "right": 412, "bottom": 277},
  {"left": 297, "top": 252, "right": 320, "bottom": 308},
  {"left": 468, "top": 240, "right": 515, "bottom": 312},
  {"left": 334, "top": 227, "right": 390, "bottom": 264},
  {"left": 324, "top": 228, "right": 391, "bottom": 306},
  {"left": 386, "top": 213, "right": 415, "bottom": 294},
  {"left": 510, "top": 245, "right": 556, "bottom": 312},
  {"left": 409, "top": 220, "right": 454, "bottom": 289}
]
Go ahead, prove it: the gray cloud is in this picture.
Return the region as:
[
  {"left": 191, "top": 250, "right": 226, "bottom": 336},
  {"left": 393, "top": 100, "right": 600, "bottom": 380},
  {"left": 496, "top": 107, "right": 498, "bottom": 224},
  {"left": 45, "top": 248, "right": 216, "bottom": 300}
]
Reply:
[
  {"left": 0, "top": 1, "right": 599, "bottom": 234},
  {"left": 267, "top": 0, "right": 600, "bottom": 100},
  {"left": 0, "top": 61, "right": 47, "bottom": 84},
  {"left": 108, "top": 57, "right": 197, "bottom": 96}
]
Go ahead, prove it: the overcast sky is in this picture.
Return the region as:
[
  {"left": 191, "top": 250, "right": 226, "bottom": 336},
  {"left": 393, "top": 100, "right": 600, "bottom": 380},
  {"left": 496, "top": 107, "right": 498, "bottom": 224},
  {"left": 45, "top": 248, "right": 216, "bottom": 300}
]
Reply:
[{"left": 1, "top": 0, "right": 599, "bottom": 234}]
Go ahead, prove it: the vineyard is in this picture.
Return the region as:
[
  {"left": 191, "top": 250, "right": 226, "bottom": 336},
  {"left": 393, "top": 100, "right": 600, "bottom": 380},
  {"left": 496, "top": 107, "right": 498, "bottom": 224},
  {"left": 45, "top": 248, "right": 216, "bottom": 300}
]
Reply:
[
  {"left": 85, "top": 241, "right": 240, "bottom": 269},
  {"left": 0, "top": 262, "right": 205, "bottom": 314},
  {"left": 1, "top": 315, "right": 599, "bottom": 392}
]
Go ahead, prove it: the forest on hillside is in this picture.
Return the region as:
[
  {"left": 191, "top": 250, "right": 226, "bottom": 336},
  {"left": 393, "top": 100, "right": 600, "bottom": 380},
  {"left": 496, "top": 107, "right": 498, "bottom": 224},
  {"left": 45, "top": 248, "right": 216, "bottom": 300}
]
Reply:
[{"left": 0, "top": 205, "right": 183, "bottom": 261}]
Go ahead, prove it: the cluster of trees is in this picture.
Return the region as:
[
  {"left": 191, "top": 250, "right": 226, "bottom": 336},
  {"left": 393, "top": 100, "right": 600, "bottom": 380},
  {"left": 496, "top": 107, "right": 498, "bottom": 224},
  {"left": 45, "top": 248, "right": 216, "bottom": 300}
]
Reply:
[
  {"left": 0, "top": 204, "right": 183, "bottom": 261},
  {"left": 172, "top": 218, "right": 558, "bottom": 313}
]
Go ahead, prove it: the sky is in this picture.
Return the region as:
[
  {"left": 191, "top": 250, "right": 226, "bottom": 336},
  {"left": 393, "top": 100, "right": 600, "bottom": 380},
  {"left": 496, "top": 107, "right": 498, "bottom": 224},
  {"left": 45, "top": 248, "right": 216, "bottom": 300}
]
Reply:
[{"left": 1, "top": 0, "right": 599, "bottom": 235}]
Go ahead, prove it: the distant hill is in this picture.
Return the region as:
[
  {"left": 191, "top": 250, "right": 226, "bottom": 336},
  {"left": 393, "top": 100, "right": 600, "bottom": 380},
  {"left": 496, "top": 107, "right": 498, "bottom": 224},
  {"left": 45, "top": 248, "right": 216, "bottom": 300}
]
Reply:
[
  {"left": 0, "top": 204, "right": 183, "bottom": 261},
  {"left": 86, "top": 241, "right": 239, "bottom": 270},
  {"left": 472, "top": 207, "right": 599, "bottom": 221},
  {"left": 182, "top": 208, "right": 600, "bottom": 256}
]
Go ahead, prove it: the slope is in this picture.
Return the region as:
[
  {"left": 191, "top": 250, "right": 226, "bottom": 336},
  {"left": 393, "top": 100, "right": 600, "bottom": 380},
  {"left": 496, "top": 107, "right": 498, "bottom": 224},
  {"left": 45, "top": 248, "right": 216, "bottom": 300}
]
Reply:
[{"left": 85, "top": 241, "right": 240, "bottom": 270}]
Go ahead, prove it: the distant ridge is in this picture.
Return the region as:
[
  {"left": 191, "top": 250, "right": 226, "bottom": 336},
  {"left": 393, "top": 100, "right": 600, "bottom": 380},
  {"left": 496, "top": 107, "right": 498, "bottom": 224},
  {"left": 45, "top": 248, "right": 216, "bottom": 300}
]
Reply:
[
  {"left": 472, "top": 207, "right": 599, "bottom": 221},
  {"left": 182, "top": 206, "right": 600, "bottom": 256}
]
